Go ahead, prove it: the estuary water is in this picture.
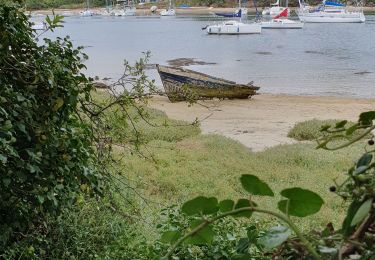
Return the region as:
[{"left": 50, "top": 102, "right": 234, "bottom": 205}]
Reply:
[{"left": 43, "top": 14, "right": 375, "bottom": 97}]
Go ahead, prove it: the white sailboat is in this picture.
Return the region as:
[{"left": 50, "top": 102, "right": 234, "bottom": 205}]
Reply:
[
  {"left": 261, "top": 0, "right": 304, "bottom": 29},
  {"left": 160, "top": 0, "right": 176, "bottom": 16},
  {"left": 80, "top": 0, "right": 93, "bottom": 16},
  {"left": 206, "top": 0, "right": 261, "bottom": 34},
  {"left": 262, "top": 0, "right": 289, "bottom": 16},
  {"left": 297, "top": 0, "right": 365, "bottom": 23},
  {"left": 112, "top": 0, "right": 136, "bottom": 16}
]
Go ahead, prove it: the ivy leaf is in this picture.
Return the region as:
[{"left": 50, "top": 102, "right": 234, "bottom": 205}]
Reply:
[
  {"left": 257, "top": 225, "right": 291, "bottom": 250},
  {"left": 184, "top": 220, "right": 215, "bottom": 245},
  {"left": 357, "top": 153, "right": 372, "bottom": 168},
  {"left": 278, "top": 188, "right": 324, "bottom": 217},
  {"left": 219, "top": 199, "right": 234, "bottom": 213},
  {"left": 351, "top": 198, "right": 373, "bottom": 227},
  {"left": 181, "top": 196, "right": 219, "bottom": 216},
  {"left": 240, "top": 175, "right": 274, "bottom": 196},
  {"left": 161, "top": 230, "right": 181, "bottom": 244},
  {"left": 359, "top": 111, "right": 375, "bottom": 125}
]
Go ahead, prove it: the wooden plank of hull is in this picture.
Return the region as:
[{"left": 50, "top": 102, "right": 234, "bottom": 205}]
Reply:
[{"left": 157, "top": 65, "right": 259, "bottom": 102}]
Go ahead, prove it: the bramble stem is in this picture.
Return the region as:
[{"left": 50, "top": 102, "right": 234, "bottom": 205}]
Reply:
[
  {"left": 323, "top": 126, "right": 375, "bottom": 151},
  {"left": 162, "top": 207, "right": 320, "bottom": 260}
]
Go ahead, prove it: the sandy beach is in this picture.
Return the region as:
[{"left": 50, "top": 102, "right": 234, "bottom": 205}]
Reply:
[{"left": 150, "top": 94, "right": 375, "bottom": 151}]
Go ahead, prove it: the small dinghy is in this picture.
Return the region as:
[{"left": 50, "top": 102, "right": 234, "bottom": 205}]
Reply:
[{"left": 156, "top": 65, "right": 259, "bottom": 102}]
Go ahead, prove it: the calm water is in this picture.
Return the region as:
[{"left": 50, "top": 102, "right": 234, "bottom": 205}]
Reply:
[{"left": 42, "top": 14, "right": 375, "bottom": 97}]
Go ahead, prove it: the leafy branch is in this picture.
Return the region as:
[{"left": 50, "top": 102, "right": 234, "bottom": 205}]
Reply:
[{"left": 160, "top": 174, "right": 324, "bottom": 259}]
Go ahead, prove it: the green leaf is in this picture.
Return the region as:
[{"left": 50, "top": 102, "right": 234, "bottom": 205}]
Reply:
[
  {"left": 232, "top": 253, "right": 253, "bottom": 260},
  {"left": 0, "top": 154, "right": 7, "bottom": 164},
  {"left": 346, "top": 124, "right": 358, "bottom": 135},
  {"left": 2, "top": 178, "right": 11, "bottom": 187},
  {"left": 232, "top": 199, "right": 256, "bottom": 218},
  {"left": 278, "top": 188, "right": 324, "bottom": 217},
  {"left": 341, "top": 200, "right": 362, "bottom": 236},
  {"left": 37, "top": 195, "right": 45, "bottom": 204},
  {"left": 247, "top": 225, "right": 258, "bottom": 243},
  {"left": 236, "top": 238, "right": 249, "bottom": 253},
  {"left": 351, "top": 198, "right": 373, "bottom": 227},
  {"left": 357, "top": 153, "right": 372, "bottom": 168},
  {"left": 240, "top": 174, "right": 274, "bottom": 197},
  {"left": 52, "top": 98, "right": 64, "bottom": 111},
  {"left": 161, "top": 230, "right": 181, "bottom": 244},
  {"left": 359, "top": 111, "right": 375, "bottom": 125},
  {"left": 335, "top": 120, "right": 348, "bottom": 128},
  {"left": 353, "top": 165, "right": 368, "bottom": 176},
  {"left": 219, "top": 199, "right": 234, "bottom": 213},
  {"left": 184, "top": 220, "right": 214, "bottom": 245},
  {"left": 257, "top": 225, "right": 291, "bottom": 250},
  {"left": 320, "top": 124, "right": 331, "bottom": 131},
  {"left": 181, "top": 196, "right": 218, "bottom": 216}
]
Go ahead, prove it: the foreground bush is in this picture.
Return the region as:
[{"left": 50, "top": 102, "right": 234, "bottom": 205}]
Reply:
[
  {"left": 0, "top": 3, "right": 106, "bottom": 254},
  {"left": 0, "top": 3, "right": 157, "bottom": 256}
]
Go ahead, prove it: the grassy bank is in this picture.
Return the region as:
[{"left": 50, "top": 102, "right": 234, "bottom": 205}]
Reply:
[{"left": 40, "top": 91, "right": 365, "bottom": 258}]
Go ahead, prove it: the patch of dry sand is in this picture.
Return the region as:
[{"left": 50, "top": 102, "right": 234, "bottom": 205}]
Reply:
[{"left": 150, "top": 94, "right": 375, "bottom": 151}]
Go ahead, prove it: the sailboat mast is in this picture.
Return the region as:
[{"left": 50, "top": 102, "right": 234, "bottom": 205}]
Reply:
[
  {"left": 239, "top": 0, "right": 242, "bottom": 22},
  {"left": 87, "top": 0, "right": 90, "bottom": 10}
]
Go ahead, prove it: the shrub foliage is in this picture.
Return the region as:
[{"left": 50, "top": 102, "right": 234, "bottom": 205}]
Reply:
[{"left": 0, "top": 3, "right": 107, "bottom": 252}]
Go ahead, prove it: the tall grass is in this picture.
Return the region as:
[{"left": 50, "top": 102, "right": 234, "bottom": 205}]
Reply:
[{"left": 117, "top": 134, "right": 362, "bottom": 235}]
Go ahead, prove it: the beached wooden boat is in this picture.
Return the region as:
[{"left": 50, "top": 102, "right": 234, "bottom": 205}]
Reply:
[{"left": 156, "top": 65, "right": 259, "bottom": 102}]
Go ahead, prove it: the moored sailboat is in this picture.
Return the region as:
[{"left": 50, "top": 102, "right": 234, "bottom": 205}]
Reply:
[
  {"left": 297, "top": 0, "right": 365, "bottom": 23},
  {"left": 80, "top": 0, "right": 93, "bottom": 16},
  {"left": 261, "top": 3, "right": 304, "bottom": 29},
  {"left": 206, "top": 0, "right": 261, "bottom": 35},
  {"left": 160, "top": 0, "right": 176, "bottom": 16},
  {"left": 262, "top": 0, "right": 289, "bottom": 16}
]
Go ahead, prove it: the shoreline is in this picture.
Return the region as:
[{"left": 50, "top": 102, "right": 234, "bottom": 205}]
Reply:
[
  {"left": 149, "top": 94, "right": 375, "bottom": 152},
  {"left": 28, "top": 6, "right": 375, "bottom": 16}
]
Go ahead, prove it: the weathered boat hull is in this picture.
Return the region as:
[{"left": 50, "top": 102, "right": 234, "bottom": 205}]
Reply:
[{"left": 157, "top": 65, "right": 259, "bottom": 102}]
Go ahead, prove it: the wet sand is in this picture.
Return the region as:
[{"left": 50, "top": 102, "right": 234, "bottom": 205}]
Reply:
[{"left": 150, "top": 94, "right": 375, "bottom": 151}]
